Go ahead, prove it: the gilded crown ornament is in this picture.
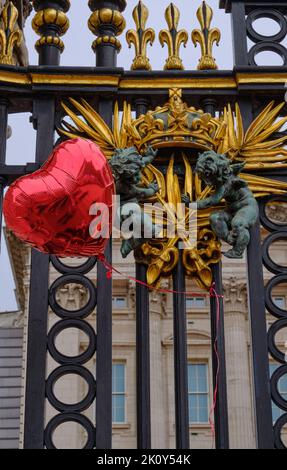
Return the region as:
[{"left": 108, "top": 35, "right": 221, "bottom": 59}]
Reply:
[
  {"left": 60, "top": 90, "right": 287, "bottom": 288},
  {"left": 0, "top": 1, "right": 23, "bottom": 65},
  {"left": 159, "top": 3, "right": 188, "bottom": 70},
  {"left": 191, "top": 1, "right": 221, "bottom": 70},
  {"left": 126, "top": 1, "right": 155, "bottom": 71}
]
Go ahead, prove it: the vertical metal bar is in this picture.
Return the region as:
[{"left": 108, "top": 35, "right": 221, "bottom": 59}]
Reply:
[
  {"left": 136, "top": 263, "right": 151, "bottom": 449},
  {"left": 24, "top": 98, "right": 55, "bottom": 449},
  {"left": 247, "top": 222, "right": 274, "bottom": 448},
  {"left": 96, "top": 99, "right": 113, "bottom": 449},
  {"left": 201, "top": 98, "right": 229, "bottom": 449},
  {"left": 210, "top": 263, "right": 230, "bottom": 449},
  {"left": 95, "top": 3, "right": 126, "bottom": 446},
  {"left": 0, "top": 98, "right": 8, "bottom": 253},
  {"left": 230, "top": 1, "right": 249, "bottom": 66},
  {"left": 239, "top": 97, "right": 274, "bottom": 449},
  {"left": 134, "top": 98, "right": 151, "bottom": 449},
  {"left": 24, "top": 251, "right": 50, "bottom": 449},
  {"left": 172, "top": 253, "right": 190, "bottom": 449}
]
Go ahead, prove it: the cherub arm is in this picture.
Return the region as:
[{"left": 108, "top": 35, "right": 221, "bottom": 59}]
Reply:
[
  {"left": 141, "top": 146, "right": 158, "bottom": 166},
  {"left": 196, "top": 185, "right": 226, "bottom": 210},
  {"left": 134, "top": 182, "right": 159, "bottom": 200}
]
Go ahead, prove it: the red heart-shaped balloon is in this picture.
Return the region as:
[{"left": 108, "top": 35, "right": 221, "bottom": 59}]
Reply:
[{"left": 3, "top": 138, "right": 115, "bottom": 257}]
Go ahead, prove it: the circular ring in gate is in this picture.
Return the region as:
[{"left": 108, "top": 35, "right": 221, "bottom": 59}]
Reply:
[
  {"left": 50, "top": 256, "right": 97, "bottom": 275},
  {"left": 246, "top": 9, "right": 287, "bottom": 43},
  {"left": 44, "top": 413, "right": 95, "bottom": 449},
  {"left": 260, "top": 195, "right": 287, "bottom": 232},
  {"left": 248, "top": 42, "right": 287, "bottom": 67},
  {"left": 49, "top": 274, "right": 97, "bottom": 319},
  {"left": 265, "top": 274, "right": 287, "bottom": 319},
  {"left": 46, "top": 365, "right": 96, "bottom": 413},
  {"left": 268, "top": 318, "right": 287, "bottom": 364},
  {"left": 48, "top": 319, "right": 97, "bottom": 365},
  {"left": 262, "top": 232, "right": 287, "bottom": 276},
  {"left": 274, "top": 414, "right": 287, "bottom": 449},
  {"left": 270, "top": 364, "right": 287, "bottom": 412}
]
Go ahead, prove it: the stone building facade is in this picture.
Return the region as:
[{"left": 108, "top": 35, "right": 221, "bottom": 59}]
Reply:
[{"left": 1, "top": 220, "right": 287, "bottom": 449}]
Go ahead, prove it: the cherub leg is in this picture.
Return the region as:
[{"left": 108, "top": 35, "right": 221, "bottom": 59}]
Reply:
[
  {"left": 224, "top": 213, "right": 250, "bottom": 259},
  {"left": 209, "top": 211, "right": 232, "bottom": 243},
  {"left": 120, "top": 211, "right": 161, "bottom": 258}
]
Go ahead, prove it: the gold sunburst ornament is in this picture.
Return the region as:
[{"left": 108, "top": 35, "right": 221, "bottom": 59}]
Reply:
[{"left": 60, "top": 89, "right": 287, "bottom": 289}]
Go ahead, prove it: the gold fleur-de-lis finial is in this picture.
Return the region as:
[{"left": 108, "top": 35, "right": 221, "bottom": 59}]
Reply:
[
  {"left": 159, "top": 3, "right": 188, "bottom": 70},
  {"left": 191, "top": 1, "right": 221, "bottom": 70},
  {"left": 0, "top": 1, "right": 23, "bottom": 65},
  {"left": 126, "top": 1, "right": 155, "bottom": 70}
]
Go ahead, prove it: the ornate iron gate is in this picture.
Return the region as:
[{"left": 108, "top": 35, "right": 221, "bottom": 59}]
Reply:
[{"left": 0, "top": 0, "right": 286, "bottom": 449}]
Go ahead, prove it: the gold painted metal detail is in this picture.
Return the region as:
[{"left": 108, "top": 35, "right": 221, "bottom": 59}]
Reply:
[
  {"left": 32, "top": 8, "right": 69, "bottom": 35},
  {"left": 191, "top": 1, "right": 221, "bottom": 70},
  {"left": 35, "top": 36, "right": 64, "bottom": 53},
  {"left": 88, "top": 8, "right": 126, "bottom": 52},
  {"left": 159, "top": 3, "right": 188, "bottom": 70},
  {"left": 88, "top": 9, "right": 126, "bottom": 35},
  {"left": 32, "top": 5, "right": 70, "bottom": 53},
  {"left": 0, "top": 70, "right": 287, "bottom": 89},
  {"left": 119, "top": 76, "right": 236, "bottom": 89},
  {"left": 92, "top": 36, "right": 122, "bottom": 53},
  {"left": 60, "top": 90, "right": 287, "bottom": 172},
  {"left": 60, "top": 91, "right": 287, "bottom": 287},
  {"left": 125, "top": 88, "right": 225, "bottom": 154},
  {"left": 61, "top": 98, "right": 132, "bottom": 158},
  {"left": 218, "top": 101, "right": 287, "bottom": 170},
  {"left": 126, "top": 1, "right": 155, "bottom": 71},
  {"left": 135, "top": 154, "right": 221, "bottom": 289},
  {"left": 0, "top": 1, "right": 23, "bottom": 65}
]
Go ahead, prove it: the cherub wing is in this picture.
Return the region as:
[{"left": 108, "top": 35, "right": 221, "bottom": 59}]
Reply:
[{"left": 231, "top": 162, "right": 245, "bottom": 175}]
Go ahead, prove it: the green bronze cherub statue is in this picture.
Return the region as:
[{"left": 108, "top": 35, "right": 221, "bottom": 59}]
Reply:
[
  {"left": 109, "top": 146, "right": 161, "bottom": 258},
  {"left": 183, "top": 150, "right": 259, "bottom": 259}
]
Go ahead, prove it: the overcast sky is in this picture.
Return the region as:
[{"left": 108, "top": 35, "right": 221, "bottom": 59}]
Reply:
[{"left": 0, "top": 0, "right": 281, "bottom": 311}]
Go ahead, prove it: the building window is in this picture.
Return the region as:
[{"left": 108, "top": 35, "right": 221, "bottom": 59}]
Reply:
[
  {"left": 112, "top": 363, "right": 126, "bottom": 423},
  {"left": 270, "top": 363, "right": 287, "bottom": 422},
  {"left": 112, "top": 296, "right": 128, "bottom": 309},
  {"left": 186, "top": 297, "right": 206, "bottom": 309},
  {"left": 188, "top": 363, "right": 209, "bottom": 424},
  {"left": 273, "top": 296, "right": 286, "bottom": 310}
]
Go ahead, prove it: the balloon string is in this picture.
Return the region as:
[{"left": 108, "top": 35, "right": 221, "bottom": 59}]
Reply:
[
  {"left": 209, "top": 284, "right": 221, "bottom": 449},
  {"left": 98, "top": 253, "right": 223, "bottom": 446},
  {"left": 98, "top": 254, "right": 224, "bottom": 299}
]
